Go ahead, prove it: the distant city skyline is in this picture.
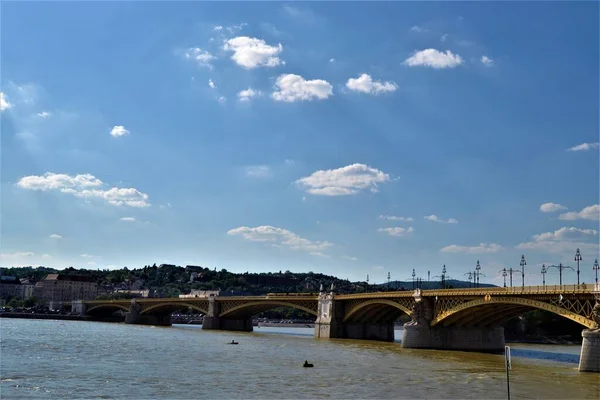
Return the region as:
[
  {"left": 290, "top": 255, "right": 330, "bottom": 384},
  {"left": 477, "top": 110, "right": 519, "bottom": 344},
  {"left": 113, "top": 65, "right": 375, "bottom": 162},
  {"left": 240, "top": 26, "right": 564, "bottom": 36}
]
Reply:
[{"left": 1, "top": 2, "right": 598, "bottom": 285}]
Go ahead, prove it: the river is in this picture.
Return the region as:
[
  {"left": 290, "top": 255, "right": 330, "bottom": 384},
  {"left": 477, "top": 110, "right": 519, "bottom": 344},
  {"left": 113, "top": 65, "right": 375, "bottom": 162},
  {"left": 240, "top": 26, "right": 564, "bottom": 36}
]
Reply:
[{"left": 1, "top": 319, "right": 598, "bottom": 399}]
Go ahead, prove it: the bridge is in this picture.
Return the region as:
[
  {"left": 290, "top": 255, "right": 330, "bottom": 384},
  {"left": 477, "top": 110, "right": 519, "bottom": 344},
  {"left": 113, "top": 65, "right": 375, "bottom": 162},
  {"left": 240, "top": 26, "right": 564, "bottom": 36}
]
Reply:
[{"left": 78, "top": 284, "right": 600, "bottom": 372}]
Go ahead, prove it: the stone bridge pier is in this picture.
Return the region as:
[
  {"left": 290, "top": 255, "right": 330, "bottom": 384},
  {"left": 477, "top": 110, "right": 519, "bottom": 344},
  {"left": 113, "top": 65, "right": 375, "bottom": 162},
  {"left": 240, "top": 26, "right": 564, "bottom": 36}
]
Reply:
[
  {"left": 124, "top": 300, "right": 172, "bottom": 326},
  {"left": 201, "top": 296, "right": 253, "bottom": 332},
  {"left": 401, "top": 290, "right": 505, "bottom": 353},
  {"left": 314, "top": 291, "right": 395, "bottom": 342}
]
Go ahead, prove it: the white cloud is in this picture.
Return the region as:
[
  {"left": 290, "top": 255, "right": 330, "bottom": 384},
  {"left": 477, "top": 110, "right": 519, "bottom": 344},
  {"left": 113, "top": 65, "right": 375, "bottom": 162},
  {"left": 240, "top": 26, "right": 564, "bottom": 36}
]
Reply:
[
  {"left": 0, "top": 251, "right": 35, "bottom": 258},
  {"left": 378, "top": 215, "right": 413, "bottom": 222},
  {"left": 49, "top": 234, "right": 62, "bottom": 239},
  {"left": 228, "top": 225, "right": 332, "bottom": 253},
  {"left": 481, "top": 56, "right": 494, "bottom": 66},
  {"left": 41, "top": 254, "right": 52, "bottom": 259},
  {"left": 110, "top": 126, "right": 129, "bottom": 137},
  {"left": 218, "top": 96, "right": 227, "bottom": 104},
  {"left": 532, "top": 227, "right": 598, "bottom": 242},
  {"left": 378, "top": 227, "right": 415, "bottom": 237},
  {"left": 1, "top": 92, "right": 12, "bottom": 111},
  {"left": 558, "top": 205, "right": 599, "bottom": 221},
  {"left": 517, "top": 227, "right": 600, "bottom": 253},
  {"left": 310, "top": 251, "right": 330, "bottom": 258},
  {"left": 343, "top": 256, "right": 358, "bottom": 261},
  {"left": 404, "top": 49, "right": 463, "bottom": 69},
  {"left": 213, "top": 25, "right": 223, "bottom": 31},
  {"left": 80, "top": 254, "right": 96, "bottom": 258},
  {"left": 296, "top": 163, "right": 391, "bottom": 196},
  {"left": 120, "top": 217, "right": 136, "bottom": 222},
  {"left": 245, "top": 165, "right": 270, "bottom": 178},
  {"left": 36, "top": 111, "right": 51, "bottom": 118},
  {"left": 272, "top": 74, "right": 333, "bottom": 102},
  {"left": 208, "top": 79, "right": 216, "bottom": 89},
  {"left": 329, "top": 58, "right": 335, "bottom": 63},
  {"left": 441, "top": 243, "right": 503, "bottom": 254},
  {"left": 540, "top": 202, "right": 567, "bottom": 213},
  {"left": 372, "top": 265, "right": 384, "bottom": 270},
  {"left": 238, "top": 88, "right": 263, "bottom": 102},
  {"left": 424, "top": 215, "right": 458, "bottom": 224},
  {"left": 567, "top": 142, "right": 600, "bottom": 152},
  {"left": 185, "top": 47, "right": 216, "bottom": 68},
  {"left": 223, "top": 36, "right": 283, "bottom": 68},
  {"left": 409, "top": 26, "right": 426, "bottom": 33},
  {"left": 346, "top": 74, "right": 397, "bottom": 95},
  {"left": 17, "top": 172, "right": 150, "bottom": 208}
]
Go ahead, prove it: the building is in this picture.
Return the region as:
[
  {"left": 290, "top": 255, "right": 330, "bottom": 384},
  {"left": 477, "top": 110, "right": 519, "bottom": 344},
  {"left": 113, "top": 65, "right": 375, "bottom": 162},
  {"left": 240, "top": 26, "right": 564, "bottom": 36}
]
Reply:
[
  {"left": 179, "top": 290, "right": 220, "bottom": 298},
  {"left": 33, "top": 274, "right": 98, "bottom": 304},
  {"left": 0, "top": 276, "right": 22, "bottom": 299},
  {"left": 115, "top": 289, "right": 150, "bottom": 298}
]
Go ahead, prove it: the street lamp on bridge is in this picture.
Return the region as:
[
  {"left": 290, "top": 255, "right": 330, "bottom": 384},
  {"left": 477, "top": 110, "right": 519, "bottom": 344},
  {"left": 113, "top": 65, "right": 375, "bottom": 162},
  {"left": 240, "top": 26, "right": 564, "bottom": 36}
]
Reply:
[
  {"left": 548, "top": 263, "right": 574, "bottom": 286},
  {"left": 541, "top": 264, "right": 547, "bottom": 288},
  {"left": 520, "top": 255, "right": 527, "bottom": 288},
  {"left": 442, "top": 265, "right": 447, "bottom": 289},
  {"left": 500, "top": 268, "right": 508, "bottom": 287},
  {"left": 593, "top": 259, "right": 599, "bottom": 285},
  {"left": 412, "top": 269, "right": 416, "bottom": 290},
  {"left": 387, "top": 272, "right": 391, "bottom": 290},
  {"left": 475, "top": 260, "right": 481, "bottom": 288},
  {"left": 366, "top": 274, "right": 369, "bottom": 293},
  {"left": 464, "top": 271, "right": 473, "bottom": 288},
  {"left": 508, "top": 268, "right": 516, "bottom": 288},
  {"left": 574, "top": 249, "right": 582, "bottom": 286}
]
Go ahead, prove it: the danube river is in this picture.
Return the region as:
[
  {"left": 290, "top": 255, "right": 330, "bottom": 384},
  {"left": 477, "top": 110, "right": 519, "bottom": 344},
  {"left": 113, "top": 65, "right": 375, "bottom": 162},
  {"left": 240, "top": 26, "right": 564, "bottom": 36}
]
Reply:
[{"left": 1, "top": 319, "right": 598, "bottom": 399}]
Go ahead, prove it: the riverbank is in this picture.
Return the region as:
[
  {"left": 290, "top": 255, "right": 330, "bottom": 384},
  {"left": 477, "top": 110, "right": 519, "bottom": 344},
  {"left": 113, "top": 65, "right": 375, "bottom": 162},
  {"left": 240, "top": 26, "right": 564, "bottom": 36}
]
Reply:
[{"left": 0, "top": 312, "right": 123, "bottom": 323}]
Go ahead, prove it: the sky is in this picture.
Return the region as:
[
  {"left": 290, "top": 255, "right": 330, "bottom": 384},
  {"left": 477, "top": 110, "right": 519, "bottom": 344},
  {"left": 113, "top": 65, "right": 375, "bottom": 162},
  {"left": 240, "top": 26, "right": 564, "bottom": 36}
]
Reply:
[{"left": 1, "top": 2, "right": 599, "bottom": 286}]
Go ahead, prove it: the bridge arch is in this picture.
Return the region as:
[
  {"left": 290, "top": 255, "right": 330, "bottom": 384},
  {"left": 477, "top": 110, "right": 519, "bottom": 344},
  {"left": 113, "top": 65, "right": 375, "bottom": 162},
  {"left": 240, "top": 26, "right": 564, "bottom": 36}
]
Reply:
[
  {"left": 219, "top": 301, "right": 318, "bottom": 318},
  {"left": 86, "top": 304, "right": 130, "bottom": 314},
  {"left": 343, "top": 299, "right": 412, "bottom": 324},
  {"left": 432, "top": 297, "right": 596, "bottom": 329},
  {"left": 141, "top": 302, "right": 209, "bottom": 315}
]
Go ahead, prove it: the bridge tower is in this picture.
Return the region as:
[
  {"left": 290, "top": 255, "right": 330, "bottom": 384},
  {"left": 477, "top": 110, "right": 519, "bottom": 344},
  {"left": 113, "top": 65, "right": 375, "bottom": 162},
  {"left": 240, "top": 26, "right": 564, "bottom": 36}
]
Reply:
[{"left": 401, "top": 289, "right": 505, "bottom": 353}]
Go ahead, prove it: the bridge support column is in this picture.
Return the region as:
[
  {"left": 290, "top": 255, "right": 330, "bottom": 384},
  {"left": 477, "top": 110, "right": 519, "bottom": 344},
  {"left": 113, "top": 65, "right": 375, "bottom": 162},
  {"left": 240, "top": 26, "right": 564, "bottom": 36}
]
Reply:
[
  {"left": 201, "top": 296, "right": 253, "bottom": 332},
  {"left": 124, "top": 300, "right": 172, "bottom": 326},
  {"left": 314, "top": 291, "right": 394, "bottom": 341},
  {"left": 579, "top": 329, "right": 600, "bottom": 372},
  {"left": 401, "top": 291, "right": 504, "bottom": 353}
]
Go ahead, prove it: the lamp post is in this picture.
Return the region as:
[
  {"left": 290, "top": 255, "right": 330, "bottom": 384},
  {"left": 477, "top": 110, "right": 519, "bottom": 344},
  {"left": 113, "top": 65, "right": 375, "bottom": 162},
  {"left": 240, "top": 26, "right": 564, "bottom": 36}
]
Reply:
[
  {"left": 465, "top": 271, "right": 473, "bottom": 288},
  {"left": 520, "top": 255, "right": 526, "bottom": 288},
  {"left": 366, "top": 274, "right": 369, "bottom": 293},
  {"left": 412, "top": 269, "right": 416, "bottom": 290},
  {"left": 593, "top": 259, "right": 599, "bottom": 285},
  {"left": 574, "top": 249, "right": 582, "bottom": 286},
  {"left": 442, "top": 265, "right": 447, "bottom": 289},
  {"left": 500, "top": 268, "right": 508, "bottom": 287},
  {"left": 387, "top": 272, "right": 391, "bottom": 290},
  {"left": 428, "top": 270, "right": 430, "bottom": 282},
  {"left": 508, "top": 268, "right": 515, "bottom": 288},
  {"left": 541, "top": 264, "right": 547, "bottom": 288},
  {"left": 476, "top": 260, "right": 481, "bottom": 288},
  {"left": 548, "top": 263, "right": 574, "bottom": 286}
]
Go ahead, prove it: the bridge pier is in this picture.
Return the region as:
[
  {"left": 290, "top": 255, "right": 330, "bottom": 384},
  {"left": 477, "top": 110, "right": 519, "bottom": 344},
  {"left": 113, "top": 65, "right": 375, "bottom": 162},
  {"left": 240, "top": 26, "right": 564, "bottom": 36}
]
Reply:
[
  {"left": 402, "top": 324, "right": 505, "bottom": 353},
  {"left": 124, "top": 300, "right": 172, "bottom": 326},
  {"left": 314, "top": 292, "right": 394, "bottom": 341},
  {"left": 201, "top": 296, "right": 253, "bottom": 332},
  {"left": 579, "top": 329, "right": 600, "bottom": 372}
]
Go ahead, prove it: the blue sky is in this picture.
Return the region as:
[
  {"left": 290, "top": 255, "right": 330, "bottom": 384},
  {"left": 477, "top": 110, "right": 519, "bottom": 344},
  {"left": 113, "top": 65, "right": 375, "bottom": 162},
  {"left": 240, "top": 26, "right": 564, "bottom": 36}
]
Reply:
[{"left": 1, "top": 2, "right": 599, "bottom": 286}]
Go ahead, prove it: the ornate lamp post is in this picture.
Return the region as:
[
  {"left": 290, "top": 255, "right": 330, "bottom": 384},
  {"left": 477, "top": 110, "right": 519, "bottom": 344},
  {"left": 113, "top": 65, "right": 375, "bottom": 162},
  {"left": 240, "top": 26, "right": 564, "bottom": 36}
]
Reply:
[
  {"left": 574, "top": 249, "right": 582, "bottom": 286},
  {"left": 464, "top": 271, "right": 473, "bottom": 288},
  {"left": 541, "top": 264, "right": 547, "bottom": 288},
  {"left": 366, "top": 274, "right": 369, "bottom": 293},
  {"left": 520, "top": 255, "right": 527, "bottom": 288},
  {"left": 412, "top": 269, "right": 416, "bottom": 290},
  {"left": 593, "top": 259, "right": 599, "bottom": 285},
  {"left": 548, "top": 263, "right": 574, "bottom": 286},
  {"left": 442, "top": 265, "right": 447, "bottom": 289},
  {"left": 475, "top": 260, "right": 481, "bottom": 288},
  {"left": 500, "top": 268, "right": 508, "bottom": 287},
  {"left": 387, "top": 272, "right": 391, "bottom": 290}
]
